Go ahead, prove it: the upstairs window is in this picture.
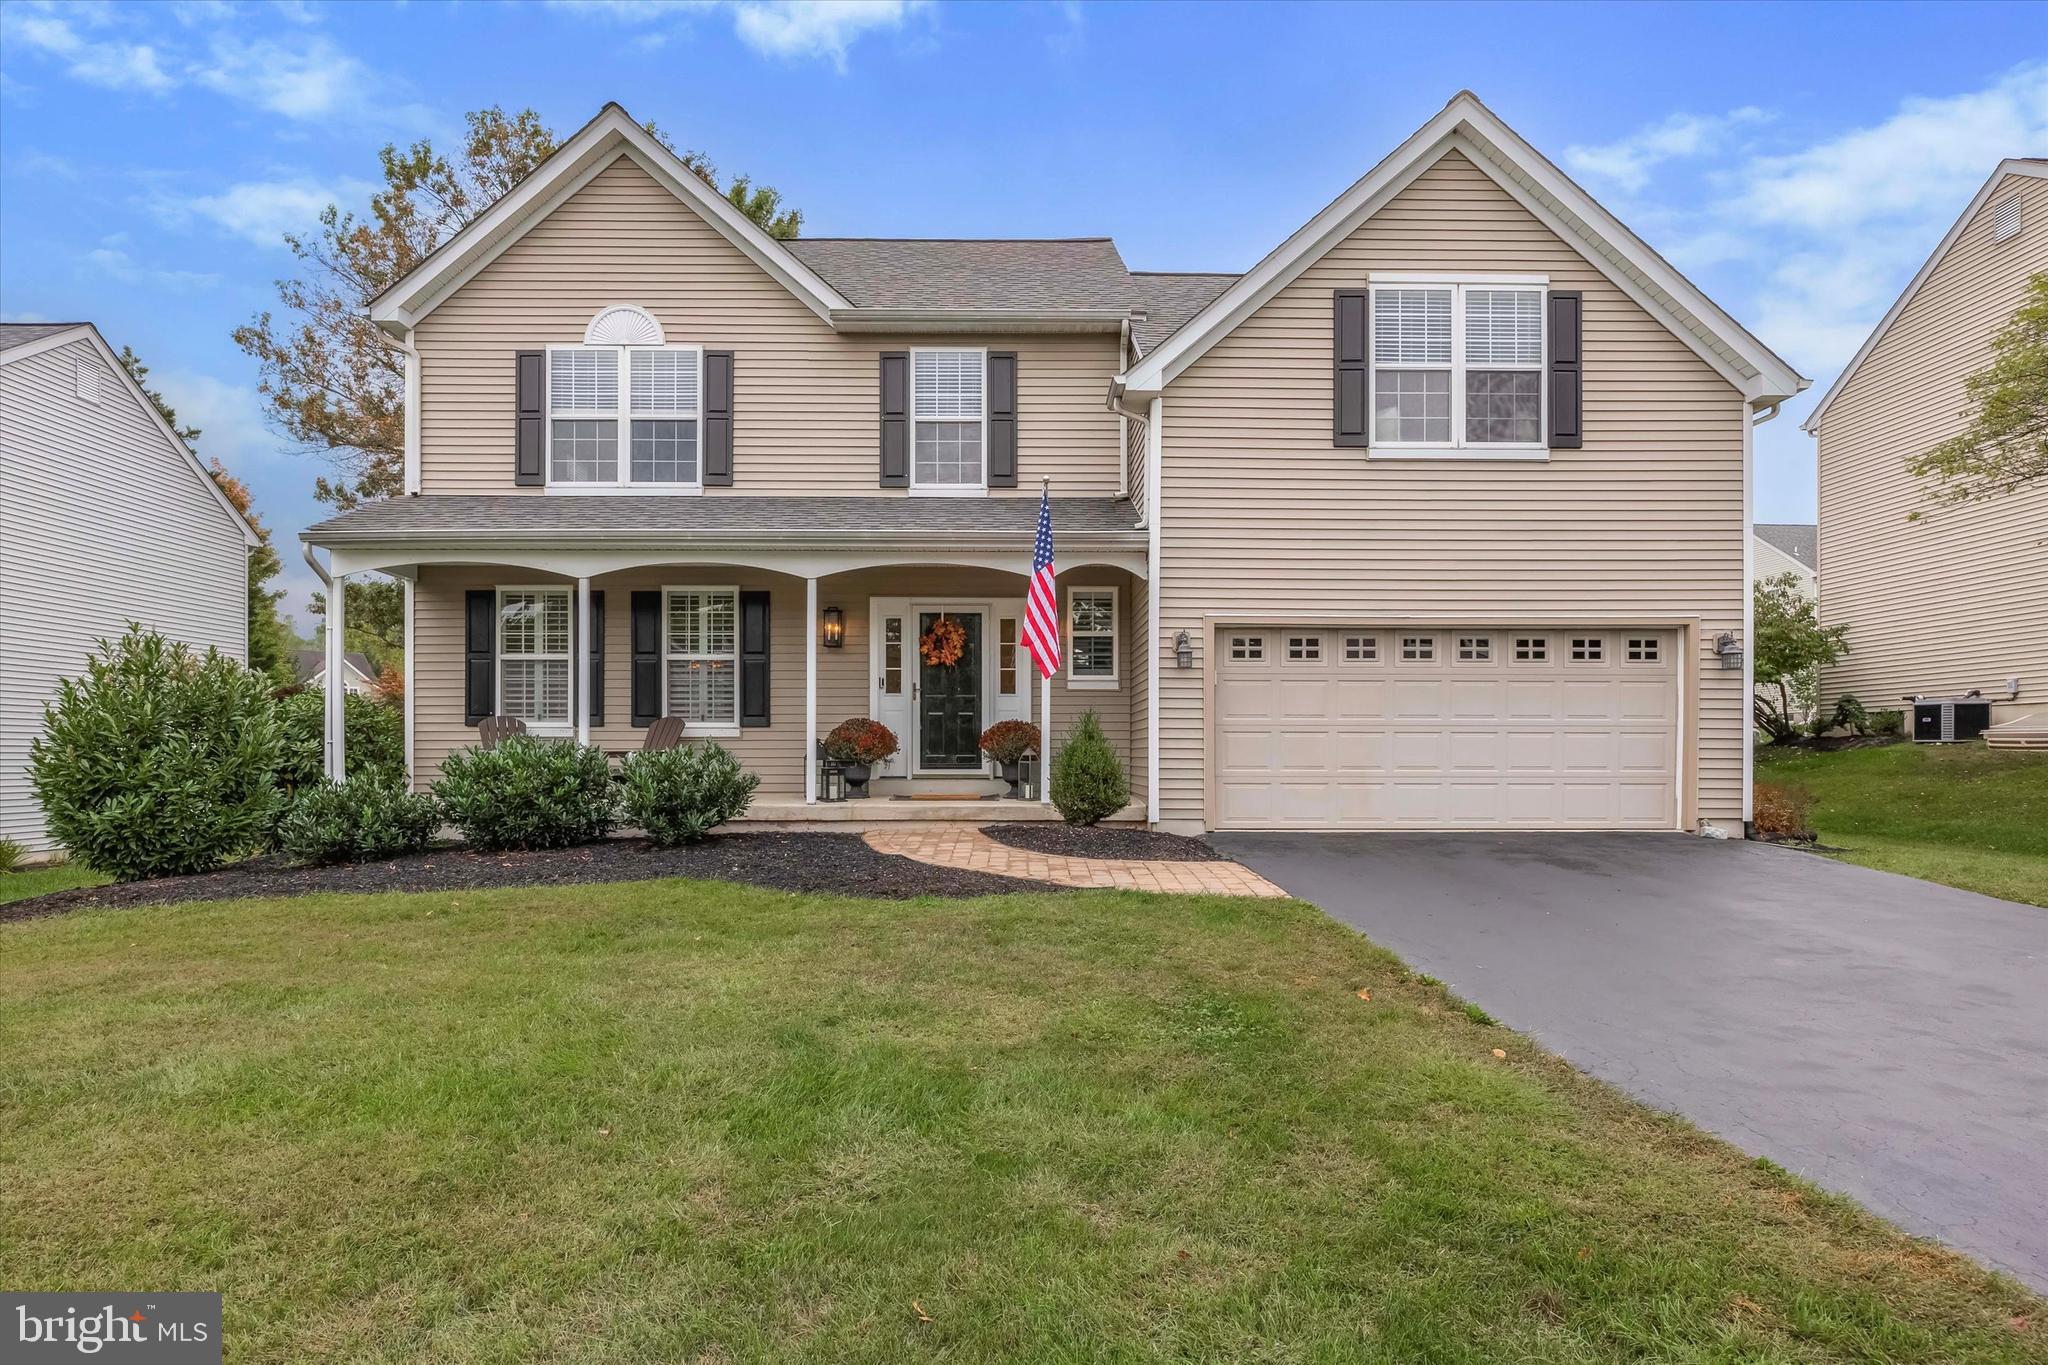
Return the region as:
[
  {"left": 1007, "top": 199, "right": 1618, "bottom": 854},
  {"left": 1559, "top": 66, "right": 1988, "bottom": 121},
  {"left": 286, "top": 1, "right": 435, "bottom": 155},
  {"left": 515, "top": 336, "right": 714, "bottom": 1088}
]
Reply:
[
  {"left": 912, "top": 348, "right": 985, "bottom": 490},
  {"left": 548, "top": 343, "right": 701, "bottom": 488},
  {"left": 1371, "top": 280, "right": 1545, "bottom": 454}
]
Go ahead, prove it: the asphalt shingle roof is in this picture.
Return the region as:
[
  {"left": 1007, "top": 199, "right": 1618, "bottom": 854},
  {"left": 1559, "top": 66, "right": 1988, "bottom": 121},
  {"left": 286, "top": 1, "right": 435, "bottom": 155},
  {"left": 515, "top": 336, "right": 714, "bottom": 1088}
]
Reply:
[
  {"left": 0, "top": 321, "right": 88, "bottom": 351},
  {"left": 1754, "top": 523, "right": 1817, "bottom": 570},
  {"left": 297, "top": 649, "right": 376, "bottom": 683},
  {"left": 785, "top": 238, "right": 1138, "bottom": 313},
  {"left": 1129, "top": 272, "right": 1238, "bottom": 356},
  {"left": 306, "top": 495, "right": 1141, "bottom": 539}
]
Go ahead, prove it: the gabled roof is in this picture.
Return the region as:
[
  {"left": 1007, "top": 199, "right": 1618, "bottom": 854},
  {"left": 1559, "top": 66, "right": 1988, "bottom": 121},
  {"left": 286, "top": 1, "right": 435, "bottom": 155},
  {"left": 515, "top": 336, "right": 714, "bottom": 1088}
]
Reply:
[
  {"left": 1801, "top": 159, "right": 2048, "bottom": 434},
  {"left": 370, "top": 103, "right": 853, "bottom": 330},
  {"left": 1118, "top": 91, "right": 1807, "bottom": 406},
  {"left": 1754, "top": 523, "right": 1817, "bottom": 570},
  {"left": 0, "top": 321, "right": 259, "bottom": 547},
  {"left": 786, "top": 238, "right": 1135, "bottom": 314},
  {"left": 298, "top": 648, "right": 376, "bottom": 684},
  {"left": 1130, "top": 272, "right": 1238, "bottom": 356}
]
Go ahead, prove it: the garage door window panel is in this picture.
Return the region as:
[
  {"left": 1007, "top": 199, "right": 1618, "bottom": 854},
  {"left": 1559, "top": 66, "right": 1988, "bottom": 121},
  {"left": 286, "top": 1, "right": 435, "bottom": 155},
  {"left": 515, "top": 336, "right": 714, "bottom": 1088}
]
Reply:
[{"left": 1369, "top": 280, "right": 1547, "bottom": 458}]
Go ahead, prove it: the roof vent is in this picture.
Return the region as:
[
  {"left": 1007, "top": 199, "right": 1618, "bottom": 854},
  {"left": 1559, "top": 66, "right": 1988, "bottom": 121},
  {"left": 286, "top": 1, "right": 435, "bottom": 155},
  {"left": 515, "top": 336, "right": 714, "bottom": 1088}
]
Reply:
[
  {"left": 74, "top": 356, "right": 101, "bottom": 404},
  {"left": 1993, "top": 196, "right": 2022, "bottom": 242}
]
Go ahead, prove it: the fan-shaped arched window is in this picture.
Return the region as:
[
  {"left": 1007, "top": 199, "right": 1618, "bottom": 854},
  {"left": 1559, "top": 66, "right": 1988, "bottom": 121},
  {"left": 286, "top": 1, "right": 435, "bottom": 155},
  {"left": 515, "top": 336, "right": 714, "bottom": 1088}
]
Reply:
[{"left": 583, "top": 304, "right": 665, "bottom": 347}]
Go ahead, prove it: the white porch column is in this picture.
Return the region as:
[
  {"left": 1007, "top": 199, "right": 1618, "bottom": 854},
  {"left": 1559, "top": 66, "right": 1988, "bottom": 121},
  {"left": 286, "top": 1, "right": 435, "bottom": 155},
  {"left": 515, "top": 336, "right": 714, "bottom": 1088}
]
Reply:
[
  {"left": 1039, "top": 666, "right": 1052, "bottom": 804},
  {"left": 804, "top": 576, "right": 818, "bottom": 804},
  {"left": 402, "top": 577, "right": 415, "bottom": 791},
  {"left": 325, "top": 572, "right": 347, "bottom": 781},
  {"left": 575, "top": 575, "right": 591, "bottom": 746}
]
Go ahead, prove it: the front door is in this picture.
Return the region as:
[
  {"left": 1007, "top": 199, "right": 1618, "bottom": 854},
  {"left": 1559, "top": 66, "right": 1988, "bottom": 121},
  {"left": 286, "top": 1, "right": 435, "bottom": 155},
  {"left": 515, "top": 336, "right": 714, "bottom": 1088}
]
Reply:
[{"left": 918, "top": 611, "right": 983, "bottom": 770}]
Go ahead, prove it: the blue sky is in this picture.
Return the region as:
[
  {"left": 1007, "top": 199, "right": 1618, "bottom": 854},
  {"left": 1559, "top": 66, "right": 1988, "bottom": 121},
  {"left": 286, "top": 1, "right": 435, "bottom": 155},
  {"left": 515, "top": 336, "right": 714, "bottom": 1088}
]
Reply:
[{"left": 4, "top": 0, "right": 2044, "bottom": 628}]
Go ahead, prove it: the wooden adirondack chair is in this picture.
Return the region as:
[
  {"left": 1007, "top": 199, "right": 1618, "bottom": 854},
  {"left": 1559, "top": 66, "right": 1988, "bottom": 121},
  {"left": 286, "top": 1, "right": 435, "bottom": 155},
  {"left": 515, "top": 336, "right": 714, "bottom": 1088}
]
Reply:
[
  {"left": 478, "top": 715, "right": 528, "bottom": 751},
  {"left": 641, "top": 715, "right": 686, "bottom": 752}
]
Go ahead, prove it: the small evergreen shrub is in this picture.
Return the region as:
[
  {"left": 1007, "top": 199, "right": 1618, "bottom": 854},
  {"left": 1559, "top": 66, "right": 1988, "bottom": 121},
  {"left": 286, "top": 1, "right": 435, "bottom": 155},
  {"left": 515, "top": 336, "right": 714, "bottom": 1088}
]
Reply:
[
  {"left": 277, "top": 780, "right": 442, "bottom": 866},
  {"left": 433, "top": 737, "right": 619, "bottom": 852},
  {"left": 1050, "top": 710, "right": 1130, "bottom": 826},
  {"left": 621, "top": 742, "right": 760, "bottom": 846},
  {"left": 275, "top": 688, "right": 405, "bottom": 793},
  {"left": 1752, "top": 782, "right": 1816, "bottom": 843},
  {"left": 1870, "top": 708, "right": 1905, "bottom": 738},
  {"left": 29, "top": 626, "right": 283, "bottom": 880},
  {"left": 1813, "top": 693, "right": 1871, "bottom": 739}
]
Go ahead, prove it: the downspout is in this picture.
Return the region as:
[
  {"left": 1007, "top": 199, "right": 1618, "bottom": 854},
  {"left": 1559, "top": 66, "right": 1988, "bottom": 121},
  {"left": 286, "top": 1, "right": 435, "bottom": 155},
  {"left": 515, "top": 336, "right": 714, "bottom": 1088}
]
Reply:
[
  {"left": 1743, "top": 397, "right": 1785, "bottom": 838},
  {"left": 1146, "top": 395, "right": 1163, "bottom": 828},
  {"left": 1115, "top": 318, "right": 1131, "bottom": 501}
]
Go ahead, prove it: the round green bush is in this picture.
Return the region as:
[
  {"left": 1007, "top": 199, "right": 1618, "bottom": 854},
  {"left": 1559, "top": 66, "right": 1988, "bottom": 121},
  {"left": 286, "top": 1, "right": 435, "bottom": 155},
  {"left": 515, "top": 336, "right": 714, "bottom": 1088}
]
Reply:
[
  {"left": 1050, "top": 709, "right": 1130, "bottom": 827},
  {"left": 276, "top": 779, "right": 443, "bottom": 866},
  {"left": 29, "top": 626, "right": 283, "bottom": 880},
  {"left": 620, "top": 742, "right": 760, "bottom": 846},
  {"left": 432, "top": 736, "right": 619, "bottom": 852},
  {"left": 275, "top": 688, "right": 405, "bottom": 794}
]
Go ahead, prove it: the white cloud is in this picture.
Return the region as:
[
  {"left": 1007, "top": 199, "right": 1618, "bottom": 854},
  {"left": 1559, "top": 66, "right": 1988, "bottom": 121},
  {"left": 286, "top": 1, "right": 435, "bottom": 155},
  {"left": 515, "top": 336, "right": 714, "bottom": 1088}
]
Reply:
[
  {"left": 179, "top": 177, "right": 368, "bottom": 247},
  {"left": 195, "top": 34, "right": 369, "bottom": 120},
  {"left": 80, "top": 234, "right": 218, "bottom": 291},
  {"left": 152, "top": 367, "right": 284, "bottom": 472},
  {"left": 1, "top": 8, "right": 176, "bottom": 93},
  {"left": 546, "top": 0, "right": 923, "bottom": 68},
  {"left": 1564, "top": 107, "right": 1768, "bottom": 193}
]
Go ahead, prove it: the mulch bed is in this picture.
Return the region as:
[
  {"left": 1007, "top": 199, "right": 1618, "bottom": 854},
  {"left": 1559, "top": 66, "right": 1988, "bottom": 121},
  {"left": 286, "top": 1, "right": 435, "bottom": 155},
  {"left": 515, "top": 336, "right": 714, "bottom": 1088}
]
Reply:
[
  {"left": 1, "top": 834, "right": 1050, "bottom": 924},
  {"left": 979, "top": 823, "right": 1227, "bottom": 862}
]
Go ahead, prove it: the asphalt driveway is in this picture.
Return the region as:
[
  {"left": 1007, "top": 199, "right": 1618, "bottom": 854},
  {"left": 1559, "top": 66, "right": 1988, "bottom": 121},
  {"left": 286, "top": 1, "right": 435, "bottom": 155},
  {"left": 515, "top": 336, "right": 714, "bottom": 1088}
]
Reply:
[{"left": 1209, "top": 831, "right": 2048, "bottom": 1291}]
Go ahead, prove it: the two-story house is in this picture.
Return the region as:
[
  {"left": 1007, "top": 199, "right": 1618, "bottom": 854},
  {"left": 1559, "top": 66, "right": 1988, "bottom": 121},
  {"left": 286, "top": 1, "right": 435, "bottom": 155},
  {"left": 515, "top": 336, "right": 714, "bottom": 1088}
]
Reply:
[{"left": 303, "top": 92, "right": 1806, "bottom": 834}]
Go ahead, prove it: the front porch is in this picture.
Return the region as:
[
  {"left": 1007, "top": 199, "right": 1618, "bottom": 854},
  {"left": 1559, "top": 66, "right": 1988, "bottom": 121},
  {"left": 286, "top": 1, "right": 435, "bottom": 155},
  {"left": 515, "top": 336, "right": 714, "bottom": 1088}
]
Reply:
[{"left": 304, "top": 500, "right": 1150, "bottom": 821}]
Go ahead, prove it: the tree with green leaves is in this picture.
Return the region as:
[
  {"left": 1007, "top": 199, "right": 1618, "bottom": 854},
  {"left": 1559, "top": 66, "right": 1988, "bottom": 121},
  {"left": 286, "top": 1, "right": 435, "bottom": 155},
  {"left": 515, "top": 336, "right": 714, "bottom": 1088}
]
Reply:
[
  {"left": 1752, "top": 572, "right": 1850, "bottom": 744},
  {"left": 234, "top": 106, "right": 801, "bottom": 510},
  {"left": 309, "top": 576, "right": 405, "bottom": 675},
  {"left": 1907, "top": 271, "right": 2048, "bottom": 510},
  {"left": 114, "top": 347, "right": 294, "bottom": 684}
]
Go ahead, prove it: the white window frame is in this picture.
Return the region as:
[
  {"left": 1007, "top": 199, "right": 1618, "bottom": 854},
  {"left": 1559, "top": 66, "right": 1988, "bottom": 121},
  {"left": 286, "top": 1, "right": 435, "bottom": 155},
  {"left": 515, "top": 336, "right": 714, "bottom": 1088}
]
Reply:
[
  {"left": 1366, "top": 273, "right": 1548, "bottom": 462},
  {"left": 545, "top": 343, "right": 705, "bottom": 494},
  {"left": 1065, "top": 585, "right": 1118, "bottom": 689},
  {"left": 908, "top": 346, "right": 988, "bottom": 497},
  {"left": 496, "top": 585, "right": 573, "bottom": 735},
  {"left": 661, "top": 585, "right": 742, "bottom": 736}
]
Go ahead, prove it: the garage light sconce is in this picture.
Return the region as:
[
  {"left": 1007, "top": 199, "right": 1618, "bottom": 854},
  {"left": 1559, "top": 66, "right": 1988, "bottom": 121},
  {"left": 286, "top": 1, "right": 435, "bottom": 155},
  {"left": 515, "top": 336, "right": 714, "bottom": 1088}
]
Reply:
[
  {"left": 1714, "top": 632, "right": 1743, "bottom": 671},
  {"left": 821, "top": 606, "right": 845, "bottom": 649},
  {"left": 1174, "top": 630, "right": 1194, "bottom": 669}
]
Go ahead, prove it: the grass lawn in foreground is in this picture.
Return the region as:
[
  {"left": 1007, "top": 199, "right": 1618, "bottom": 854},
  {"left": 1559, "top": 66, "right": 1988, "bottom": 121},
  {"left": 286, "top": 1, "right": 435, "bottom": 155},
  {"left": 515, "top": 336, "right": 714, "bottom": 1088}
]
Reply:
[
  {"left": 2, "top": 880, "right": 2040, "bottom": 1363},
  {"left": 1755, "top": 741, "right": 2048, "bottom": 907},
  {"left": 0, "top": 860, "right": 107, "bottom": 905}
]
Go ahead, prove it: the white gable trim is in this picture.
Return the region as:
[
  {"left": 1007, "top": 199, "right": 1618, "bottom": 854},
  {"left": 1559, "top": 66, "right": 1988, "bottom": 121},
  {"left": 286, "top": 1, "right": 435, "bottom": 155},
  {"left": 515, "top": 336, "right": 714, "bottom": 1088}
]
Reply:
[
  {"left": 1, "top": 323, "right": 259, "bottom": 547},
  {"left": 1801, "top": 160, "right": 2048, "bottom": 433},
  {"left": 371, "top": 104, "right": 849, "bottom": 332},
  {"left": 1120, "top": 92, "right": 1806, "bottom": 405}
]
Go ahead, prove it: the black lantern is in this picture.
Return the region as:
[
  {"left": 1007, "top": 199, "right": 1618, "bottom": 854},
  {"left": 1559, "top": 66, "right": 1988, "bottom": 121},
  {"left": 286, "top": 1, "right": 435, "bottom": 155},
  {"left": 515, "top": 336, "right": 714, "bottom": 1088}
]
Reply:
[
  {"left": 822, "top": 605, "right": 845, "bottom": 649},
  {"left": 1174, "top": 629, "right": 1194, "bottom": 669},
  {"left": 1714, "top": 631, "right": 1744, "bottom": 671}
]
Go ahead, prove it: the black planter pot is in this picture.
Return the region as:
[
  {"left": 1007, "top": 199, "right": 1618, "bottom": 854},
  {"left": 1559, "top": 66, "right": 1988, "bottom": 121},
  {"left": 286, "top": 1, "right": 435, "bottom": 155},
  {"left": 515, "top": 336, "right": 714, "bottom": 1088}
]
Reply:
[
  {"left": 843, "top": 762, "right": 872, "bottom": 798},
  {"left": 998, "top": 760, "right": 1022, "bottom": 799}
]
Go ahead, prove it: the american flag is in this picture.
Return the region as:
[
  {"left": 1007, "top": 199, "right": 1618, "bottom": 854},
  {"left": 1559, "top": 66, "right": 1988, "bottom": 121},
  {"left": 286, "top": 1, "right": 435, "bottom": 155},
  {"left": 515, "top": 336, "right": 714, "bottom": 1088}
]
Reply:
[{"left": 1023, "top": 485, "right": 1060, "bottom": 677}]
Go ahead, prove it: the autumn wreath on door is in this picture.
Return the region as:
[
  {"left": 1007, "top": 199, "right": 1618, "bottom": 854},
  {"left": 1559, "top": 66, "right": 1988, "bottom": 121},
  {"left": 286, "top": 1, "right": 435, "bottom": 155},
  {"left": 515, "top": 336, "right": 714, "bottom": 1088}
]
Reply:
[{"left": 919, "top": 614, "right": 966, "bottom": 667}]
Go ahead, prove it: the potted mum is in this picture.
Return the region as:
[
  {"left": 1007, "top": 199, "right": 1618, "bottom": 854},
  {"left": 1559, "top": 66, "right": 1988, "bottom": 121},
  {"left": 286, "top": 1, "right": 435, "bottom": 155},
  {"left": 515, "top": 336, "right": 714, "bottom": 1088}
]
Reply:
[
  {"left": 823, "top": 718, "right": 899, "bottom": 799},
  {"left": 978, "top": 720, "right": 1039, "bottom": 798}
]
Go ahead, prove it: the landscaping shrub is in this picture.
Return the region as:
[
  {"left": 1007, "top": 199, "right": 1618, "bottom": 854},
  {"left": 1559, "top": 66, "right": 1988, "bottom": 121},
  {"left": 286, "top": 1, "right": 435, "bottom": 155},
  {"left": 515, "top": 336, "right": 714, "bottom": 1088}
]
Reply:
[
  {"left": 433, "top": 736, "right": 619, "bottom": 851},
  {"left": 276, "top": 780, "right": 442, "bottom": 866},
  {"left": 275, "top": 688, "right": 406, "bottom": 794},
  {"left": 1870, "top": 708, "right": 1905, "bottom": 738},
  {"left": 0, "top": 839, "right": 24, "bottom": 875},
  {"left": 1814, "top": 693, "right": 1872, "bottom": 738},
  {"left": 978, "top": 719, "right": 1039, "bottom": 766},
  {"left": 1752, "top": 781, "right": 1816, "bottom": 843},
  {"left": 1050, "top": 710, "right": 1130, "bottom": 826},
  {"left": 822, "top": 718, "right": 899, "bottom": 766},
  {"left": 29, "top": 626, "right": 282, "bottom": 880},
  {"left": 620, "top": 742, "right": 760, "bottom": 846}
]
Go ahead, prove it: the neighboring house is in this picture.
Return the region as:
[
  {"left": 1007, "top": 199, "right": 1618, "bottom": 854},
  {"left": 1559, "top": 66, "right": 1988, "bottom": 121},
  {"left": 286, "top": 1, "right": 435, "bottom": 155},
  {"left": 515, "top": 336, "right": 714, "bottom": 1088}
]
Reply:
[
  {"left": 1803, "top": 159, "right": 2048, "bottom": 733},
  {"left": 303, "top": 93, "right": 1805, "bottom": 834},
  {"left": 297, "top": 648, "right": 379, "bottom": 696},
  {"left": 1753, "top": 523, "right": 1816, "bottom": 597},
  {"left": 1, "top": 321, "right": 257, "bottom": 853}
]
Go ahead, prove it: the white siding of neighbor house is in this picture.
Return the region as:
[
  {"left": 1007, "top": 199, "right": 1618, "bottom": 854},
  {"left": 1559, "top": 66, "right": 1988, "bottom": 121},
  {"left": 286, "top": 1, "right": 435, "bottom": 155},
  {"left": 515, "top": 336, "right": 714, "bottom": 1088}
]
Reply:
[
  {"left": 0, "top": 335, "right": 248, "bottom": 851},
  {"left": 1752, "top": 537, "right": 1815, "bottom": 598}
]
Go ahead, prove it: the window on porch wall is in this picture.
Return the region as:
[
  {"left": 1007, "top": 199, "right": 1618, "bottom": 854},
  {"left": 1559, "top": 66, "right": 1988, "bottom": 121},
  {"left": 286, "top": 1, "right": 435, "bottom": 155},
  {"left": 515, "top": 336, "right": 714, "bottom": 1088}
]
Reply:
[
  {"left": 666, "top": 588, "right": 738, "bottom": 725},
  {"left": 500, "top": 588, "right": 571, "bottom": 727}
]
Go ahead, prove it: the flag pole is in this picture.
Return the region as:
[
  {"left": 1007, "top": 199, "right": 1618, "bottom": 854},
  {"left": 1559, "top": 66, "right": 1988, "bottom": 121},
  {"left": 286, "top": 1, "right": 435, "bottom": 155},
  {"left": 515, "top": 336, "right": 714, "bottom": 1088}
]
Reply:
[{"left": 1039, "top": 476, "right": 1054, "bottom": 804}]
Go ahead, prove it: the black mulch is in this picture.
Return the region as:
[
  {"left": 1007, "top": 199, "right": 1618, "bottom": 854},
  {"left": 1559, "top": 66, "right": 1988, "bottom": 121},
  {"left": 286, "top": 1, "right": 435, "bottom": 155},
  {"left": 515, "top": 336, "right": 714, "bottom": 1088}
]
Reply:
[
  {"left": 1, "top": 834, "right": 1052, "bottom": 924},
  {"left": 979, "top": 823, "right": 1227, "bottom": 862}
]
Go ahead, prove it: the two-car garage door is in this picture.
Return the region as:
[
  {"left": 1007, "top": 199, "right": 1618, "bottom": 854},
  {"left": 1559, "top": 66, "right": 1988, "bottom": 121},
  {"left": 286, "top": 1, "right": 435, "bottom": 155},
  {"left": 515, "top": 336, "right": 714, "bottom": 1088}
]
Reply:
[{"left": 1214, "top": 626, "right": 1678, "bottom": 830}]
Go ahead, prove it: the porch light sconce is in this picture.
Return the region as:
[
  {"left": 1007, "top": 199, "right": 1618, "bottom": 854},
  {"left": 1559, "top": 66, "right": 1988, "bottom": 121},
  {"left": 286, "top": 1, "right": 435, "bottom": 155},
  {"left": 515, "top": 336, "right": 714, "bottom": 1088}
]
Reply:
[
  {"left": 1714, "top": 631, "right": 1744, "bottom": 671},
  {"left": 821, "top": 606, "right": 845, "bottom": 649},
  {"left": 1174, "top": 630, "right": 1194, "bottom": 669}
]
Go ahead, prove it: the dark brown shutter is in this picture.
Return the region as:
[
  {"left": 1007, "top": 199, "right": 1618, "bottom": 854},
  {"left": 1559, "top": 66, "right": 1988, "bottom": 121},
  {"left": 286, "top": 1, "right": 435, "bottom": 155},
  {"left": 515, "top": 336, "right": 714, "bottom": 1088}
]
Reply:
[
  {"left": 1333, "top": 290, "right": 1370, "bottom": 447},
  {"left": 1548, "top": 291, "right": 1583, "bottom": 449},
  {"left": 587, "top": 590, "right": 605, "bottom": 727},
  {"left": 515, "top": 350, "right": 545, "bottom": 486},
  {"left": 879, "top": 351, "right": 909, "bottom": 487},
  {"left": 987, "top": 350, "right": 1018, "bottom": 487},
  {"left": 464, "top": 590, "right": 495, "bottom": 725},
  {"left": 739, "top": 590, "right": 771, "bottom": 728},
  {"left": 703, "top": 350, "right": 734, "bottom": 486},
  {"left": 630, "top": 591, "right": 661, "bottom": 728}
]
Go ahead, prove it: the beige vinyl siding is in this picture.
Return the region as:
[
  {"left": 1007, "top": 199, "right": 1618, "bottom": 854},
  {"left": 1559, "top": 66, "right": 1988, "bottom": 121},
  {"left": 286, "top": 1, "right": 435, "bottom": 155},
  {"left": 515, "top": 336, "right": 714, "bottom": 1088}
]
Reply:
[
  {"left": 1816, "top": 170, "right": 2048, "bottom": 722},
  {"left": 412, "top": 564, "right": 1137, "bottom": 792},
  {"left": 1126, "top": 412, "right": 1148, "bottom": 519},
  {"left": 1752, "top": 536, "right": 1815, "bottom": 597},
  {"left": 0, "top": 336, "right": 248, "bottom": 851},
  {"left": 1154, "top": 149, "right": 1747, "bottom": 830},
  {"left": 415, "top": 156, "right": 1123, "bottom": 498}
]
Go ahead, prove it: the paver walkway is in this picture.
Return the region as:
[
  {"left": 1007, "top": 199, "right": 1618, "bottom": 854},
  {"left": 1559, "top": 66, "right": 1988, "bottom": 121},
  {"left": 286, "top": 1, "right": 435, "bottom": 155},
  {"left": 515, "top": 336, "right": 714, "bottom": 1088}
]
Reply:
[{"left": 864, "top": 824, "right": 1289, "bottom": 897}]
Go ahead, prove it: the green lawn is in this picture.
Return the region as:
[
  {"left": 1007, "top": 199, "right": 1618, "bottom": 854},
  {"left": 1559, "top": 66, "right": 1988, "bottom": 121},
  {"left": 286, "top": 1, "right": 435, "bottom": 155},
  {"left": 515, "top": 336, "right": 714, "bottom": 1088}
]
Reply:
[
  {"left": 3, "top": 881, "right": 2039, "bottom": 1363},
  {"left": 0, "top": 860, "right": 106, "bottom": 905},
  {"left": 1756, "top": 742, "right": 2048, "bottom": 907}
]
